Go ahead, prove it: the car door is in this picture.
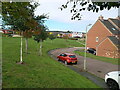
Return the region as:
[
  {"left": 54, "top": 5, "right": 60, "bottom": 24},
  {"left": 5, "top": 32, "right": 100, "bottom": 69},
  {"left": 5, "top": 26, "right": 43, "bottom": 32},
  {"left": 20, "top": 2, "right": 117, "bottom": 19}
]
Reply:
[{"left": 62, "top": 54, "right": 68, "bottom": 61}]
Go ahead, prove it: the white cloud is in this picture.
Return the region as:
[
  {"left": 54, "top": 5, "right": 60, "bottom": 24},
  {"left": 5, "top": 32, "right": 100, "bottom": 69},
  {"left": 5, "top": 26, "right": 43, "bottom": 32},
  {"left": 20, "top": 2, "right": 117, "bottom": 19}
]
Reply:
[
  {"left": 34, "top": 0, "right": 118, "bottom": 32},
  {"left": 35, "top": 0, "right": 118, "bottom": 23},
  {"left": 35, "top": 0, "right": 77, "bottom": 23},
  {"left": 80, "top": 8, "right": 118, "bottom": 21}
]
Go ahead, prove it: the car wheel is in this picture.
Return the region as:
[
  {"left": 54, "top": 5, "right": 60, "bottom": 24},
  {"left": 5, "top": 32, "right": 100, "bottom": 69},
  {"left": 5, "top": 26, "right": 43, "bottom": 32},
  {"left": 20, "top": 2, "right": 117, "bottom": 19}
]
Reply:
[
  {"left": 93, "top": 52, "right": 96, "bottom": 55},
  {"left": 64, "top": 61, "right": 68, "bottom": 65},
  {"left": 107, "top": 79, "right": 119, "bottom": 90},
  {"left": 58, "top": 59, "right": 61, "bottom": 61}
]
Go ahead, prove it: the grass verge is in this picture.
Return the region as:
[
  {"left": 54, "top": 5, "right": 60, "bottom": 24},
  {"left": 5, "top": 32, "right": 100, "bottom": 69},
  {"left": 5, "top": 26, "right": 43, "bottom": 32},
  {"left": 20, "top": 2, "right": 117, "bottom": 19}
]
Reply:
[{"left": 74, "top": 50, "right": 119, "bottom": 65}]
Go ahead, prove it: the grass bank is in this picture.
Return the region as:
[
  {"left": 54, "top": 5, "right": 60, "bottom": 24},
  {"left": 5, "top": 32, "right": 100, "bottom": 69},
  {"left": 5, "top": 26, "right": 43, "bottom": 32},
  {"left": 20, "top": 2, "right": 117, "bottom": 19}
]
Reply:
[
  {"left": 2, "top": 37, "right": 99, "bottom": 88},
  {"left": 74, "top": 50, "right": 119, "bottom": 65}
]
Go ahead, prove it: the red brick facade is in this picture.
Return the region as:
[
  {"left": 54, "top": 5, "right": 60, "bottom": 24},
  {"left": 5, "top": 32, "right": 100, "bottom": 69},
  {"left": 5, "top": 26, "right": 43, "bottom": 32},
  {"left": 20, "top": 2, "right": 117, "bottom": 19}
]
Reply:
[
  {"left": 97, "top": 38, "right": 120, "bottom": 58},
  {"left": 87, "top": 20, "right": 113, "bottom": 49},
  {"left": 87, "top": 16, "right": 120, "bottom": 58}
]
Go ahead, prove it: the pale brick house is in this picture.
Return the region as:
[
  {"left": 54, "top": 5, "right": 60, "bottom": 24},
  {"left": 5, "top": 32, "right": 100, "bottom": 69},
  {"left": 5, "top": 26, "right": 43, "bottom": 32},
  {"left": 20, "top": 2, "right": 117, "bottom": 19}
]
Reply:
[{"left": 87, "top": 16, "right": 120, "bottom": 58}]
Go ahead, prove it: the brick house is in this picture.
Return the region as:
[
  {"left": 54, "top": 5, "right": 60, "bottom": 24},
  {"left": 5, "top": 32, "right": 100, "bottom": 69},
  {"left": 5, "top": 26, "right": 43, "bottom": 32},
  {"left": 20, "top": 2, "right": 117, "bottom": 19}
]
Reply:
[
  {"left": 87, "top": 16, "right": 120, "bottom": 58},
  {"left": 62, "top": 32, "right": 72, "bottom": 38},
  {"left": 72, "top": 32, "right": 84, "bottom": 38}
]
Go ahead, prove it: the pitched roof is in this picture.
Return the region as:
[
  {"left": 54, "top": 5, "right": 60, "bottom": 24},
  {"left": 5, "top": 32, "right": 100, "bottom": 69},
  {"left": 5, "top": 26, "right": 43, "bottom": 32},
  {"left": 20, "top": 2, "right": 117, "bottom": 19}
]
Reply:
[
  {"left": 109, "top": 18, "right": 120, "bottom": 28},
  {"left": 108, "top": 36, "right": 120, "bottom": 49},
  {"left": 100, "top": 19, "right": 120, "bottom": 34}
]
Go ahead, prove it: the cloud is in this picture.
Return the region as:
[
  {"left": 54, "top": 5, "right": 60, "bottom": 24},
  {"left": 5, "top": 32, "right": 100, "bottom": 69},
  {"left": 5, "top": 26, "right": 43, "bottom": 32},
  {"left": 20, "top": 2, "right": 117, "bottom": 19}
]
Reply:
[
  {"left": 34, "top": 0, "right": 118, "bottom": 32},
  {"left": 80, "top": 8, "right": 118, "bottom": 21},
  {"left": 35, "top": 0, "right": 77, "bottom": 23},
  {"left": 35, "top": 0, "right": 118, "bottom": 24}
]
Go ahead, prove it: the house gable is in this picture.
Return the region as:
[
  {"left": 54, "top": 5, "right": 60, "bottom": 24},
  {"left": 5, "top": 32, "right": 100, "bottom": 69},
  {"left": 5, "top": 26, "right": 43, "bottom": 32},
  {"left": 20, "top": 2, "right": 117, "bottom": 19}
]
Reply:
[
  {"left": 97, "top": 37, "right": 120, "bottom": 58},
  {"left": 108, "top": 36, "right": 120, "bottom": 50},
  {"left": 87, "top": 16, "right": 120, "bottom": 58},
  {"left": 87, "top": 19, "right": 113, "bottom": 49}
]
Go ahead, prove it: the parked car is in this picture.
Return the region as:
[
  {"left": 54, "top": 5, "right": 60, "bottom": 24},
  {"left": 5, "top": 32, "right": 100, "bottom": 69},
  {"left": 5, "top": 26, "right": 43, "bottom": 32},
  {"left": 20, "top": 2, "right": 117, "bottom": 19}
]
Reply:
[
  {"left": 105, "top": 71, "right": 120, "bottom": 90},
  {"left": 57, "top": 53, "right": 78, "bottom": 65},
  {"left": 86, "top": 48, "right": 96, "bottom": 55}
]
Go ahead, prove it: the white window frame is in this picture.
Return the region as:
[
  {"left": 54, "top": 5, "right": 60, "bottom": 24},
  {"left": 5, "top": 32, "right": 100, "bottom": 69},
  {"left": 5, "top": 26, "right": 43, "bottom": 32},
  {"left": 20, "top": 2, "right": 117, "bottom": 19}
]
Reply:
[{"left": 96, "top": 37, "right": 99, "bottom": 42}]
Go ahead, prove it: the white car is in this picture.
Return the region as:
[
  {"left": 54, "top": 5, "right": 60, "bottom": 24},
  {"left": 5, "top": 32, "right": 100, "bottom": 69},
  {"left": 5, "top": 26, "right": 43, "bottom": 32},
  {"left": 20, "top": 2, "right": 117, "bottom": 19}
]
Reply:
[{"left": 105, "top": 71, "right": 120, "bottom": 89}]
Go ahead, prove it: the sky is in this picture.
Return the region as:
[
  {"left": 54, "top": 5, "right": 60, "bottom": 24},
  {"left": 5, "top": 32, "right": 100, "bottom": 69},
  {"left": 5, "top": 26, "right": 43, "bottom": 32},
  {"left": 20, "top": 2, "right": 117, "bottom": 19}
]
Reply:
[
  {"left": 34, "top": 0, "right": 118, "bottom": 33},
  {"left": 0, "top": 0, "right": 118, "bottom": 32}
]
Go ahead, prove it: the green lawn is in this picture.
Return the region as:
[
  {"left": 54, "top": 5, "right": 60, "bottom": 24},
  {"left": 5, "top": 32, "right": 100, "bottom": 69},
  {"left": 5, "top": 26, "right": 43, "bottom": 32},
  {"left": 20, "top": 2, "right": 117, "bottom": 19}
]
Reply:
[
  {"left": 74, "top": 50, "right": 119, "bottom": 65},
  {"left": 2, "top": 37, "right": 99, "bottom": 88}
]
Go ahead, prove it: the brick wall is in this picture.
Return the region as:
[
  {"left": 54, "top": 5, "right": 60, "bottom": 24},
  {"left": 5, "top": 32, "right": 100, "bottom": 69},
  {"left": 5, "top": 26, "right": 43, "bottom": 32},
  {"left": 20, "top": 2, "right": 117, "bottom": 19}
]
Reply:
[
  {"left": 87, "top": 20, "right": 113, "bottom": 49},
  {"left": 97, "top": 38, "right": 120, "bottom": 58}
]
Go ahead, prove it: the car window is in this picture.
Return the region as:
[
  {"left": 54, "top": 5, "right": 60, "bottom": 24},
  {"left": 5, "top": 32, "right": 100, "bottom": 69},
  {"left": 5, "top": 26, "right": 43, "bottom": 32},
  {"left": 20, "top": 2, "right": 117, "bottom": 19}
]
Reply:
[
  {"left": 60, "top": 54, "right": 64, "bottom": 56},
  {"left": 69, "top": 55, "right": 76, "bottom": 58},
  {"left": 89, "top": 48, "right": 96, "bottom": 51},
  {"left": 64, "top": 54, "right": 67, "bottom": 57}
]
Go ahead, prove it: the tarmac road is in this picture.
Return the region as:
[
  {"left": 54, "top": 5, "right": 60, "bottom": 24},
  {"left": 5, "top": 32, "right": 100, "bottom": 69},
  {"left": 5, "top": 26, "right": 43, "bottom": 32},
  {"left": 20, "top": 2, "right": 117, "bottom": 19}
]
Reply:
[{"left": 48, "top": 47, "right": 119, "bottom": 88}]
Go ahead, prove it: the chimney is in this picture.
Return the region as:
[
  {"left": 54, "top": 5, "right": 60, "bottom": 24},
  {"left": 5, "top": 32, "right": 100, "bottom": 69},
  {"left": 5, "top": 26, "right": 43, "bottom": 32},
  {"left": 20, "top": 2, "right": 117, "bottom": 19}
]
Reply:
[{"left": 99, "top": 15, "right": 104, "bottom": 21}]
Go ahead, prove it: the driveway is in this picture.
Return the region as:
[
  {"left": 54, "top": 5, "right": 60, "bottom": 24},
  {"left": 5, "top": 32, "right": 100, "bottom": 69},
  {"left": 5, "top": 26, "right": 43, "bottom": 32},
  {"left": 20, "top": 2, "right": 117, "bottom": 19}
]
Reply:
[{"left": 49, "top": 47, "right": 119, "bottom": 79}]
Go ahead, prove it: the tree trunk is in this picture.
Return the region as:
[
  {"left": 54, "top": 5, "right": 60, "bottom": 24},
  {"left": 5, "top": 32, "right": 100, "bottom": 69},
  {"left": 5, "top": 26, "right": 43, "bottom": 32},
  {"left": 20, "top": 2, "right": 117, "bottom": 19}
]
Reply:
[
  {"left": 20, "top": 36, "right": 23, "bottom": 63},
  {"left": 25, "top": 38, "right": 28, "bottom": 54},
  {"left": 39, "top": 39, "right": 42, "bottom": 56}
]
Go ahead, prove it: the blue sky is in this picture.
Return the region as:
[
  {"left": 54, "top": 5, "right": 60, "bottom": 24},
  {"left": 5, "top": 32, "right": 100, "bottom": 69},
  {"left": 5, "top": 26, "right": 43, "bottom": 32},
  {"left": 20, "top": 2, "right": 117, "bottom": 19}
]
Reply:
[{"left": 34, "top": 0, "right": 118, "bottom": 32}]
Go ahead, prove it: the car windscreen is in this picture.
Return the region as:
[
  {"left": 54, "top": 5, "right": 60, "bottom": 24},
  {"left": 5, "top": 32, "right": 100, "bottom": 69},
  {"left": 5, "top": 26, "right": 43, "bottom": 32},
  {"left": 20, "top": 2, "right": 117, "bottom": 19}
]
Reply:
[
  {"left": 89, "top": 48, "right": 96, "bottom": 51},
  {"left": 69, "top": 55, "right": 76, "bottom": 58}
]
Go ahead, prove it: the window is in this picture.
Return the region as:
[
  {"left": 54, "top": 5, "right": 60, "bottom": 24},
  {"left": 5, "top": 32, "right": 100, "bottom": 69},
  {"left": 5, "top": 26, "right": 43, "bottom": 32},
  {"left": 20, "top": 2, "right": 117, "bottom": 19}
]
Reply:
[
  {"left": 60, "top": 54, "right": 67, "bottom": 57},
  {"left": 96, "top": 37, "right": 99, "bottom": 42},
  {"left": 64, "top": 54, "right": 67, "bottom": 57},
  {"left": 69, "top": 55, "right": 76, "bottom": 58},
  {"left": 60, "top": 54, "right": 64, "bottom": 56},
  {"left": 112, "top": 28, "right": 115, "bottom": 30}
]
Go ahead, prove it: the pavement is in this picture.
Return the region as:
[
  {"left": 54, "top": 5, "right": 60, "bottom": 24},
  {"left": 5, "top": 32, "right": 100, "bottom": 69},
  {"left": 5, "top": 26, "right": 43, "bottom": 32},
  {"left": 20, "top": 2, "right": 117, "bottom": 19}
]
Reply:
[{"left": 48, "top": 47, "right": 119, "bottom": 88}]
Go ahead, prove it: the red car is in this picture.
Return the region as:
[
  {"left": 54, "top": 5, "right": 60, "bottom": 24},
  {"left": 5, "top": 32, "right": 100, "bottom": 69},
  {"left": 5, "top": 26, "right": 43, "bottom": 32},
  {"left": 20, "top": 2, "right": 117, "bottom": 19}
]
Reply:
[{"left": 57, "top": 53, "right": 78, "bottom": 65}]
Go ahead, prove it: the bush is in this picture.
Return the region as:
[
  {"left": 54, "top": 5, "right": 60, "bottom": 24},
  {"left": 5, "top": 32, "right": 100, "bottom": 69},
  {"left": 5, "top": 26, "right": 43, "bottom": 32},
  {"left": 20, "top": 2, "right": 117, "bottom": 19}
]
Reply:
[{"left": 2, "top": 34, "right": 12, "bottom": 37}]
